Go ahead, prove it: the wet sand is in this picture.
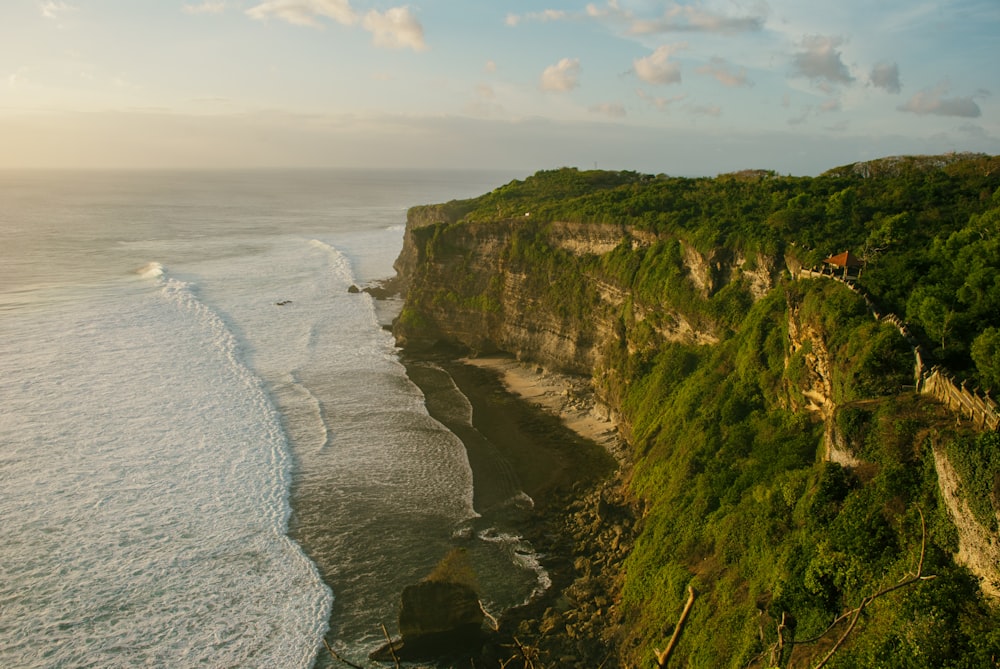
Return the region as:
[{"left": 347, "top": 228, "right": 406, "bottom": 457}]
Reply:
[{"left": 402, "top": 353, "right": 618, "bottom": 514}]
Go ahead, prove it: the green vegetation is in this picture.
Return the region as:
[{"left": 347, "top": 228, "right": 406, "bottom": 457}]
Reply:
[
  {"left": 400, "top": 154, "right": 1000, "bottom": 667},
  {"left": 422, "top": 153, "right": 1000, "bottom": 389}
]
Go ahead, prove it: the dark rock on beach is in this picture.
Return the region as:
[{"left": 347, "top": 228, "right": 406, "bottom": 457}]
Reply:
[{"left": 370, "top": 580, "right": 488, "bottom": 663}]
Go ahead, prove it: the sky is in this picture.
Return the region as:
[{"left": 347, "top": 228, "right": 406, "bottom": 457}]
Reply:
[{"left": 1, "top": 0, "right": 998, "bottom": 175}]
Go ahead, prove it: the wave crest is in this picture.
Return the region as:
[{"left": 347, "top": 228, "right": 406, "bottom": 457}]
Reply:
[
  {"left": 307, "top": 239, "right": 354, "bottom": 284},
  {"left": 136, "top": 262, "right": 164, "bottom": 279}
]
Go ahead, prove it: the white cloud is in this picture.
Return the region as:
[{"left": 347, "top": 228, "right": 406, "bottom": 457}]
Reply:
[
  {"left": 636, "top": 88, "right": 686, "bottom": 111},
  {"left": 246, "top": 1, "right": 426, "bottom": 51},
  {"left": 39, "top": 1, "right": 75, "bottom": 20},
  {"left": 590, "top": 102, "right": 626, "bottom": 118},
  {"left": 898, "top": 82, "right": 983, "bottom": 118},
  {"left": 362, "top": 7, "right": 426, "bottom": 51},
  {"left": 869, "top": 61, "right": 901, "bottom": 94},
  {"left": 695, "top": 57, "right": 750, "bottom": 88},
  {"left": 629, "top": 3, "right": 765, "bottom": 35},
  {"left": 182, "top": 1, "right": 229, "bottom": 15},
  {"left": 634, "top": 44, "right": 686, "bottom": 85},
  {"left": 246, "top": 0, "right": 357, "bottom": 29},
  {"left": 791, "top": 35, "right": 853, "bottom": 85},
  {"left": 506, "top": 9, "right": 569, "bottom": 27},
  {"left": 586, "top": 0, "right": 631, "bottom": 21},
  {"left": 540, "top": 58, "right": 581, "bottom": 92},
  {"left": 484, "top": 60, "right": 497, "bottom": 74}
]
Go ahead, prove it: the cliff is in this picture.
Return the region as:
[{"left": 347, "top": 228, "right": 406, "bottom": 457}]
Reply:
[
  {"left": 391, "top": 160, "right": 1000, "bottom": 668},
  {"left": 394, "top": 214, "right": 770, "bottom": 375}
]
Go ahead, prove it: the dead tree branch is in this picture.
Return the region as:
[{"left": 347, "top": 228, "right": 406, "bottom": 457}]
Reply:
[
  {"left": 655, "top": 584, "right": 696, "bottom": 668},
  {"left": 322, "top": 638, "right": 365, "bottom": 669},
  {"left": 379, "top": 622, "right": 401, "bottom": 669},
  {"left": 810, "top": 507, "right": 936, "bottom": 669}
]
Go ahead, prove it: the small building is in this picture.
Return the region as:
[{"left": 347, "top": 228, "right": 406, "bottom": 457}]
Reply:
[{"left": 823, "top": 250, "right": 862, "bottom": 278}]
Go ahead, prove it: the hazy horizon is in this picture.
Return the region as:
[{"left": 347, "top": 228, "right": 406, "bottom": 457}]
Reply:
[{"left": 2, "top": 1, "right": 997, "bottom": 176}]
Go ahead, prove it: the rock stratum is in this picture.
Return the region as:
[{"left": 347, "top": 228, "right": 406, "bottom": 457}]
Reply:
[{"left": 391, "top": 157, "right": 1000, "bottom": 669}]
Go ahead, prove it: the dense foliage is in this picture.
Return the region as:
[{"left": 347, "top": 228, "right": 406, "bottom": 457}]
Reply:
[
  {"left": 402, "top": 154, "right": 1000, "bottom": 667},
  {"left": 446, "top": 153, "right": 1000, "bottom": 390}
]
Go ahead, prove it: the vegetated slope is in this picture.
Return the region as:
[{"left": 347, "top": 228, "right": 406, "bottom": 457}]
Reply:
[{"left": 393, "top": 154, "right": 1000, "bottom": 668}]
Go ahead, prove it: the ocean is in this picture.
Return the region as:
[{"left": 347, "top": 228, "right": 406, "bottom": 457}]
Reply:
[{"left": 0, "top": 168, "right": 539, "bottom": 668}]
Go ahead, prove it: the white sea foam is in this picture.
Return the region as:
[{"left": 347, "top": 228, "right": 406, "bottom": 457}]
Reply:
[
  {"left": 0, "top": 168, "right": 526, "bottom": 667},
  {"left": 0, "top": 265, "right": 331, "bottom": 668},
  {"left": 478, "top": 528, "right": 552, "bottom": 600},
  {"left": 136, "top": 261, "right": 164, "bottom": 278},
  {"left": 308, "top": 238, "right": 355, "bottom": 284}
]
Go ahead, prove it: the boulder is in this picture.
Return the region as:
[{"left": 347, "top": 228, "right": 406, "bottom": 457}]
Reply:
[{"left": 371, "top": 551, "right": 488, "bottom": 662}]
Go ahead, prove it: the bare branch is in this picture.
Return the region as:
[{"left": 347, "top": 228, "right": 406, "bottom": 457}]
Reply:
[
  {"left": 655, "top": 584, "right": 696, "bottom": 667},
  {"left": 379, "top": 622, "right": 401, "bottom": 669},
  {"left": 810, "top": 507, "right": 936, "bottom": 669},
  {"left": 322, "top": 637, "right": 365, "bottom": 669}
]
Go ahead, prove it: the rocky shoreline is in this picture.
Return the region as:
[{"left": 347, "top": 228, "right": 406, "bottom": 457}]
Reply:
[{"left": 399, "top": 349, "right": 639, "bottom": 668}]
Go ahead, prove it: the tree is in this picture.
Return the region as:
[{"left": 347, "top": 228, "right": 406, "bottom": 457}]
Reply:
[{"left": 971, "top": 327, "right": 1000, "bottom": 391}]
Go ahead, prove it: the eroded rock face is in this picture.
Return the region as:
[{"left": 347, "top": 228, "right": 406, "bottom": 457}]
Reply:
[
  {"left": 933, "top": 444, "right": 1000, "bottom": 598},
  {"left": 392, "top": 214, "right": 754, "bottom": 377}
]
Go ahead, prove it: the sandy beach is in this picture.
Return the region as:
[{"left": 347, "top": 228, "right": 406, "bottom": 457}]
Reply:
[
  {"left": 402, "top": 353, "right": 618, "bottom": 514},
  {"left": 460, "top": 355, "right": 626, "bottom": 463}
]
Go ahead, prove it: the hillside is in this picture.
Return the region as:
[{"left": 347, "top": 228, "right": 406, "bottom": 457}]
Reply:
[{"left": 391, "top": 154, "right": 1000, "bottom": 668}]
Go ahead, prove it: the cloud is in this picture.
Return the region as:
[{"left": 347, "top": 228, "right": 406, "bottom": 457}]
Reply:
[
  {"left": 695, "top": 57, "right": 750, "bottom": 87},
  {"left": 39, "top": 1, "right": 75, "bottom": 19},
  {"left": 957, "top": 123, "right": 989, "bottom": 140},
  {"left": 692, "top": 105, "right": 721, "bottom": 117},
  {"left": 634, "top": 44, "right": 686, "bottom": 85},
  {"left": 540, "top": 58, "right": 581, "bottom": 92},
  {"left": 791, "top": 35, "right": 853, "bottom": 85},
  {"left": 182, "top": 1, "right": 228, "bottom": 14},
  {"left": 869, "top": 61, "right": 901, "bottom": 94},
  {"left": 898, "top": 82, "right": 983, "bottom": 118},
  {"left": 247, "top": 1, "right": 426, "bottom": 51},
  {"left": 590, "top": 102, "right": 626, "bottom": 118},
  {"left": 629, "top": 3, "right": 765, "bottom": 35},
  {"left": 585, "top": 1, "right": 631, "bottom": 21},
  {"left": 819, "top": 98, "right": 841, "bottom": 113},
  {"left": 247, "top": 0, "right": 357, "bottom": 28},
  {"left": 362, "top": 7, "right": 426, "bottom": 51},
  {"left": 636, "top": 88, "right": 686, "bottom": 112},
  {"left": 506, "top": 9, "right": 568, "bottom": 27},
  {"left": 484, "top": 60, "right": 497, "bottom": 74}
]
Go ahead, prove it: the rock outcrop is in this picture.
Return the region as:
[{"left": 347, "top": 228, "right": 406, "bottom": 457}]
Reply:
[{"left": 371, "top": 549, "right": 488, "bottom": 663}]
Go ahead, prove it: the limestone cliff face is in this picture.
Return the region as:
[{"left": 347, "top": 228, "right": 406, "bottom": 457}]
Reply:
[
  {"left": 784, "top": 301, "right": 860, "bottom": 467},
  {"left": 392, "top": 212, "right": 778, "bottom": 376},
  {"left": 932, "top": 444, "right": 1000, "bottom": 598}
]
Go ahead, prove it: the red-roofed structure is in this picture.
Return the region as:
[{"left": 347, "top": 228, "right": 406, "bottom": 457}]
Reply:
[
  {"left": 823, "top": 250, "right": 862, "bottom": 278},
  {"left": 823, "top": 250, "right": 861, "bottom": 268}
]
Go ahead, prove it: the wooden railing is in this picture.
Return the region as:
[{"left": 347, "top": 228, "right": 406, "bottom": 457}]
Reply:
[{"left": 797, "top": 267, "right": 999, "bottom": 431}]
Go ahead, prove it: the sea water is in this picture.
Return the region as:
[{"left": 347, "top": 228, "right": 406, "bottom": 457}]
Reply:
[{"left": 0, "top": 169, "right": 533, "bottom": 668}]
